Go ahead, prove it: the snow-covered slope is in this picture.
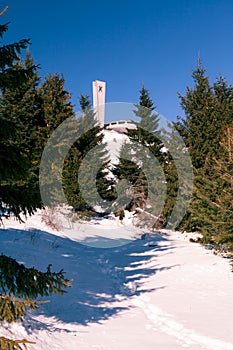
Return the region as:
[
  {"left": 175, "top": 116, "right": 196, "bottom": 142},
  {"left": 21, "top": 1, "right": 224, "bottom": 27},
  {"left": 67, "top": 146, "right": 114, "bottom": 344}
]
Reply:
[
  {"left": 1, "top": 212, "right": 233, "bottom": 350},
  {"left": 103, "top": 128, "right": 129, "bottom": 164}
]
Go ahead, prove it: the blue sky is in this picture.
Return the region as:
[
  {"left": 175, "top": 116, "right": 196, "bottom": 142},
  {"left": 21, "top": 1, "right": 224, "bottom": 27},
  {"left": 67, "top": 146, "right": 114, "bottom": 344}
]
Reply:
[{"left": 2, "top": 0, "right": 233, "bottom": 122}]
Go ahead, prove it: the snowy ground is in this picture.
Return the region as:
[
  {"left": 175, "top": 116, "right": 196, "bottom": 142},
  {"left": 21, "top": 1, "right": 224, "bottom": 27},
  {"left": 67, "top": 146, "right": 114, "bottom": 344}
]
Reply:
[{"left": 1, "top": 210, "right": 233, "bottom": 350}]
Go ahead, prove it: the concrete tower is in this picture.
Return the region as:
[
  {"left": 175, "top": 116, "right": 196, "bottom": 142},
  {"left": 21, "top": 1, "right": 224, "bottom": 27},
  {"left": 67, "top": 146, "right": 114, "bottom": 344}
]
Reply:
[{"left": 92, "top": 80, "right": 106, "bottom": 127}]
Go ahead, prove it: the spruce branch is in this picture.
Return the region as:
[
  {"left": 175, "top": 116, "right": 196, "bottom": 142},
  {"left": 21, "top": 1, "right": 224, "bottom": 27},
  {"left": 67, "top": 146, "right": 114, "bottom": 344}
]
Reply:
[
  {"left": 0, "top": 336, "right": 36, "bottom": 350},
  {"left": 0, "top": 255, "right": 71, "bottom": 300},
  {"left": 0, "top": 295, "right": 50, "bottom": 322}
]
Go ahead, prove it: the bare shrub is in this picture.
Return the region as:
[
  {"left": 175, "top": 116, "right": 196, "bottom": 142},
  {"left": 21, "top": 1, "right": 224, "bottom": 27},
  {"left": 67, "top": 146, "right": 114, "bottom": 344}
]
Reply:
[{"left": 41, "top": 207, "right": 63, "bottom": 231}]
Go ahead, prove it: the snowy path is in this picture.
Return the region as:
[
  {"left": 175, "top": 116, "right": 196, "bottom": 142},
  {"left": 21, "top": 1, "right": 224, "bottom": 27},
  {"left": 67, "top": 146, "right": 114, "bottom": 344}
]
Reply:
[
  {"left": 1, "top": 214, "right": 233, "bottom": 349},
  {"left": 133, "top": 295, "right": 233, "bottom": 350},
  {"left": 129, "top": 232, "right": 233, "bottom": 350}
]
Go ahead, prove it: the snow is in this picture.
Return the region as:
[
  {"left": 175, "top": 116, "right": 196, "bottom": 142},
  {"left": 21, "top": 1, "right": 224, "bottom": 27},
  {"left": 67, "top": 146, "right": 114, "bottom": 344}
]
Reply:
[
  {"left": 1, "top": 210, "right": 233, "bottom": 350},
  {"left": 103, "top": 129, "right": 129, "bottom": 164}
]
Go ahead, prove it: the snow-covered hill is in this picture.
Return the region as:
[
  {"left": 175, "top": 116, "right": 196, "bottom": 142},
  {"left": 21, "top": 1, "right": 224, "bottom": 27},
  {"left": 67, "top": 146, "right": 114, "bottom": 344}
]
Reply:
[
  {"left": 103, "top": 128, "right": 129, "bottom": 164},
  {"left": 1, "top": 211, "right": 233, "bottom": 350}
]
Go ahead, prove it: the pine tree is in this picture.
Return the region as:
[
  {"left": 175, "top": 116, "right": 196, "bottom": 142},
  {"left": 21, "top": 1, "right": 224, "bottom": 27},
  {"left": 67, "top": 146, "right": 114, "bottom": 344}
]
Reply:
[
  {"left": 0, "top": 16, "right": 71, "bottom": 349},
  {"left": 190, "top": 121, "right": 233, "bottom": 247},
  {"left": 0, "top": 255, "right": 71, "bottom": 350},
  {"left": 39, "top": 73, "right": 75, "bottom": 136},
  {"left": 0, "top": 20, "right": 41, "bottom": 218},
  {"left": 175, "top": 64, "right": 217, "bottom": 169},
  {"left": 175, "top": 63, "right": 233, "bottom": 239},
  {"left": 63, "top": 95, "right": 115, "bottom": 214},
  {"left": 115, "top": 86, "right": 165, "bottom": 225},
  {"left": 174, "top": 64, "right": 214, "bottom": 232},
  {"left": 78, "top": 94, "right": 116, "bottom": 213},
  {"left": 38, "top": 73, "right": 76, "bottom": 206},
  {"left": 205, "top": 126, "right": 233, "bottom": 247},
  {"left": 161, "top": 123, "right": 194, "bottom": 230},
  {"left": 0, "top": 52, "right": 43, "bottom": 218}
]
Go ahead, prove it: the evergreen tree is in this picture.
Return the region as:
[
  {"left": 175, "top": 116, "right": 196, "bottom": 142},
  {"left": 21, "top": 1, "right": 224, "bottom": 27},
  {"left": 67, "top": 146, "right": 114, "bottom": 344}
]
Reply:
[
  {"left": 0, "top": 52, "right": 43, "bottom": 218},
  {"left": 175, "top": 63, "right": 233, "bottom": 242},
  {"left": 0, "top": 255, "right": 70, "bottom": 350},
  {"left": 39, "top": 73, "right": 75, "bottom": 136},
  {"left": 0, "top": 20, "right": 42, "bottom": 218},
  {"left": 174, "top": 64, "right": 215, "bottom": 232},
  {"left": 203, "top": 126, "right": 233, "bottom": 246},
  {"left": 186, "top": 126, "right": 233, "bottom": 246},
  {"left": 175, "top": 64, "right": 216, "bottom": 169},
  {"left": 38, "top": 73, "right": 77, "bottom": 206},
  {"left": 132, "top": 85, "right": 162, "bottom": 153},
  {"left": 0, "top": 16, "right": 71, "bottom": 349},
  {"left": 161, "top": 123, "right": 194, "bottom": 230},
  {"left": 63, "top": 95, "right": 115, "bottom": 214},
  {"left": 114, "top": 86, "right": 165, "bottom": 225}
]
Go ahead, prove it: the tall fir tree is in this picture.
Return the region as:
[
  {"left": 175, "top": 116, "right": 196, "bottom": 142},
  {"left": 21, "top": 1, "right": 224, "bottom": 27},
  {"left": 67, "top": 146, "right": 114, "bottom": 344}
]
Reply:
[
  {"left": 202, "top": 126, "right": 233, "bottom": 246},
  {"left": 38, "top": 73, "right": 76, "bottom": 206},
  {"left": 0, "top": 20, "right": 43, "bottom": 218},
  {"left": 175, "top": 63, "right": 217, "bottom": 169},
  {"left": 114, "top": 86, "right": 165, "bottom": 225},
  {"left": 175, "top": 62, "right": 233, "bottom": 245},
  {"left": 39, "top": 73, "right": 75, "bottom": 136},
  {"left": 161, "top": 122, "right": 193, "bottom": 230},
  {"left": 174, "top": 63, "right": 216, "bottom": 232},
  {"left": 63, "top": 94, "right": 115, "bottom": 214},
  {"left": 0, "top": 52, "right": 44, "bottom": 218},
  {"left": 0, "top": 16, "right": 71, "bottom": 349}
]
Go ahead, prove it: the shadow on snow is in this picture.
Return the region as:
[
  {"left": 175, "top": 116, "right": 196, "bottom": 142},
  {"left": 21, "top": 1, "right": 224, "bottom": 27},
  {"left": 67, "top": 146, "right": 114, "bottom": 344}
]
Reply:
[{"left": 0, "top": 227, "right": 177, "bottom": 333}]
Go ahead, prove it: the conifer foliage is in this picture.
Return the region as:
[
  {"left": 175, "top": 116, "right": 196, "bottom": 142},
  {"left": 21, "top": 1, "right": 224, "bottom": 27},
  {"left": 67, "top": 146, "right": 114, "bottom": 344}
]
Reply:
[
  {"left": 0, "top": 255, "right": 70, "bottom": 350},
  {"left": 39, "top": 73, "right": 75, "bottom": 136},
  {"left": 176, "top": 63, "right": 233, "bottom": 248},
  {"left": 115, "top": 86, "right": 165, "bottom": 225},
  {"left": 0, "top": 20, "right": 42, "bottom": 218},
  {"left": 0, "top": 51, "right": 44, "bottom": 219},
  {"left": 0, "top": 14, "right": 71, "bottom": 349},
  {"left": 63, "top": 94, "right": 115, "bottom": 214},
  {"left": 38, "top": 73, "right": 77, "bottom": 207}
]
